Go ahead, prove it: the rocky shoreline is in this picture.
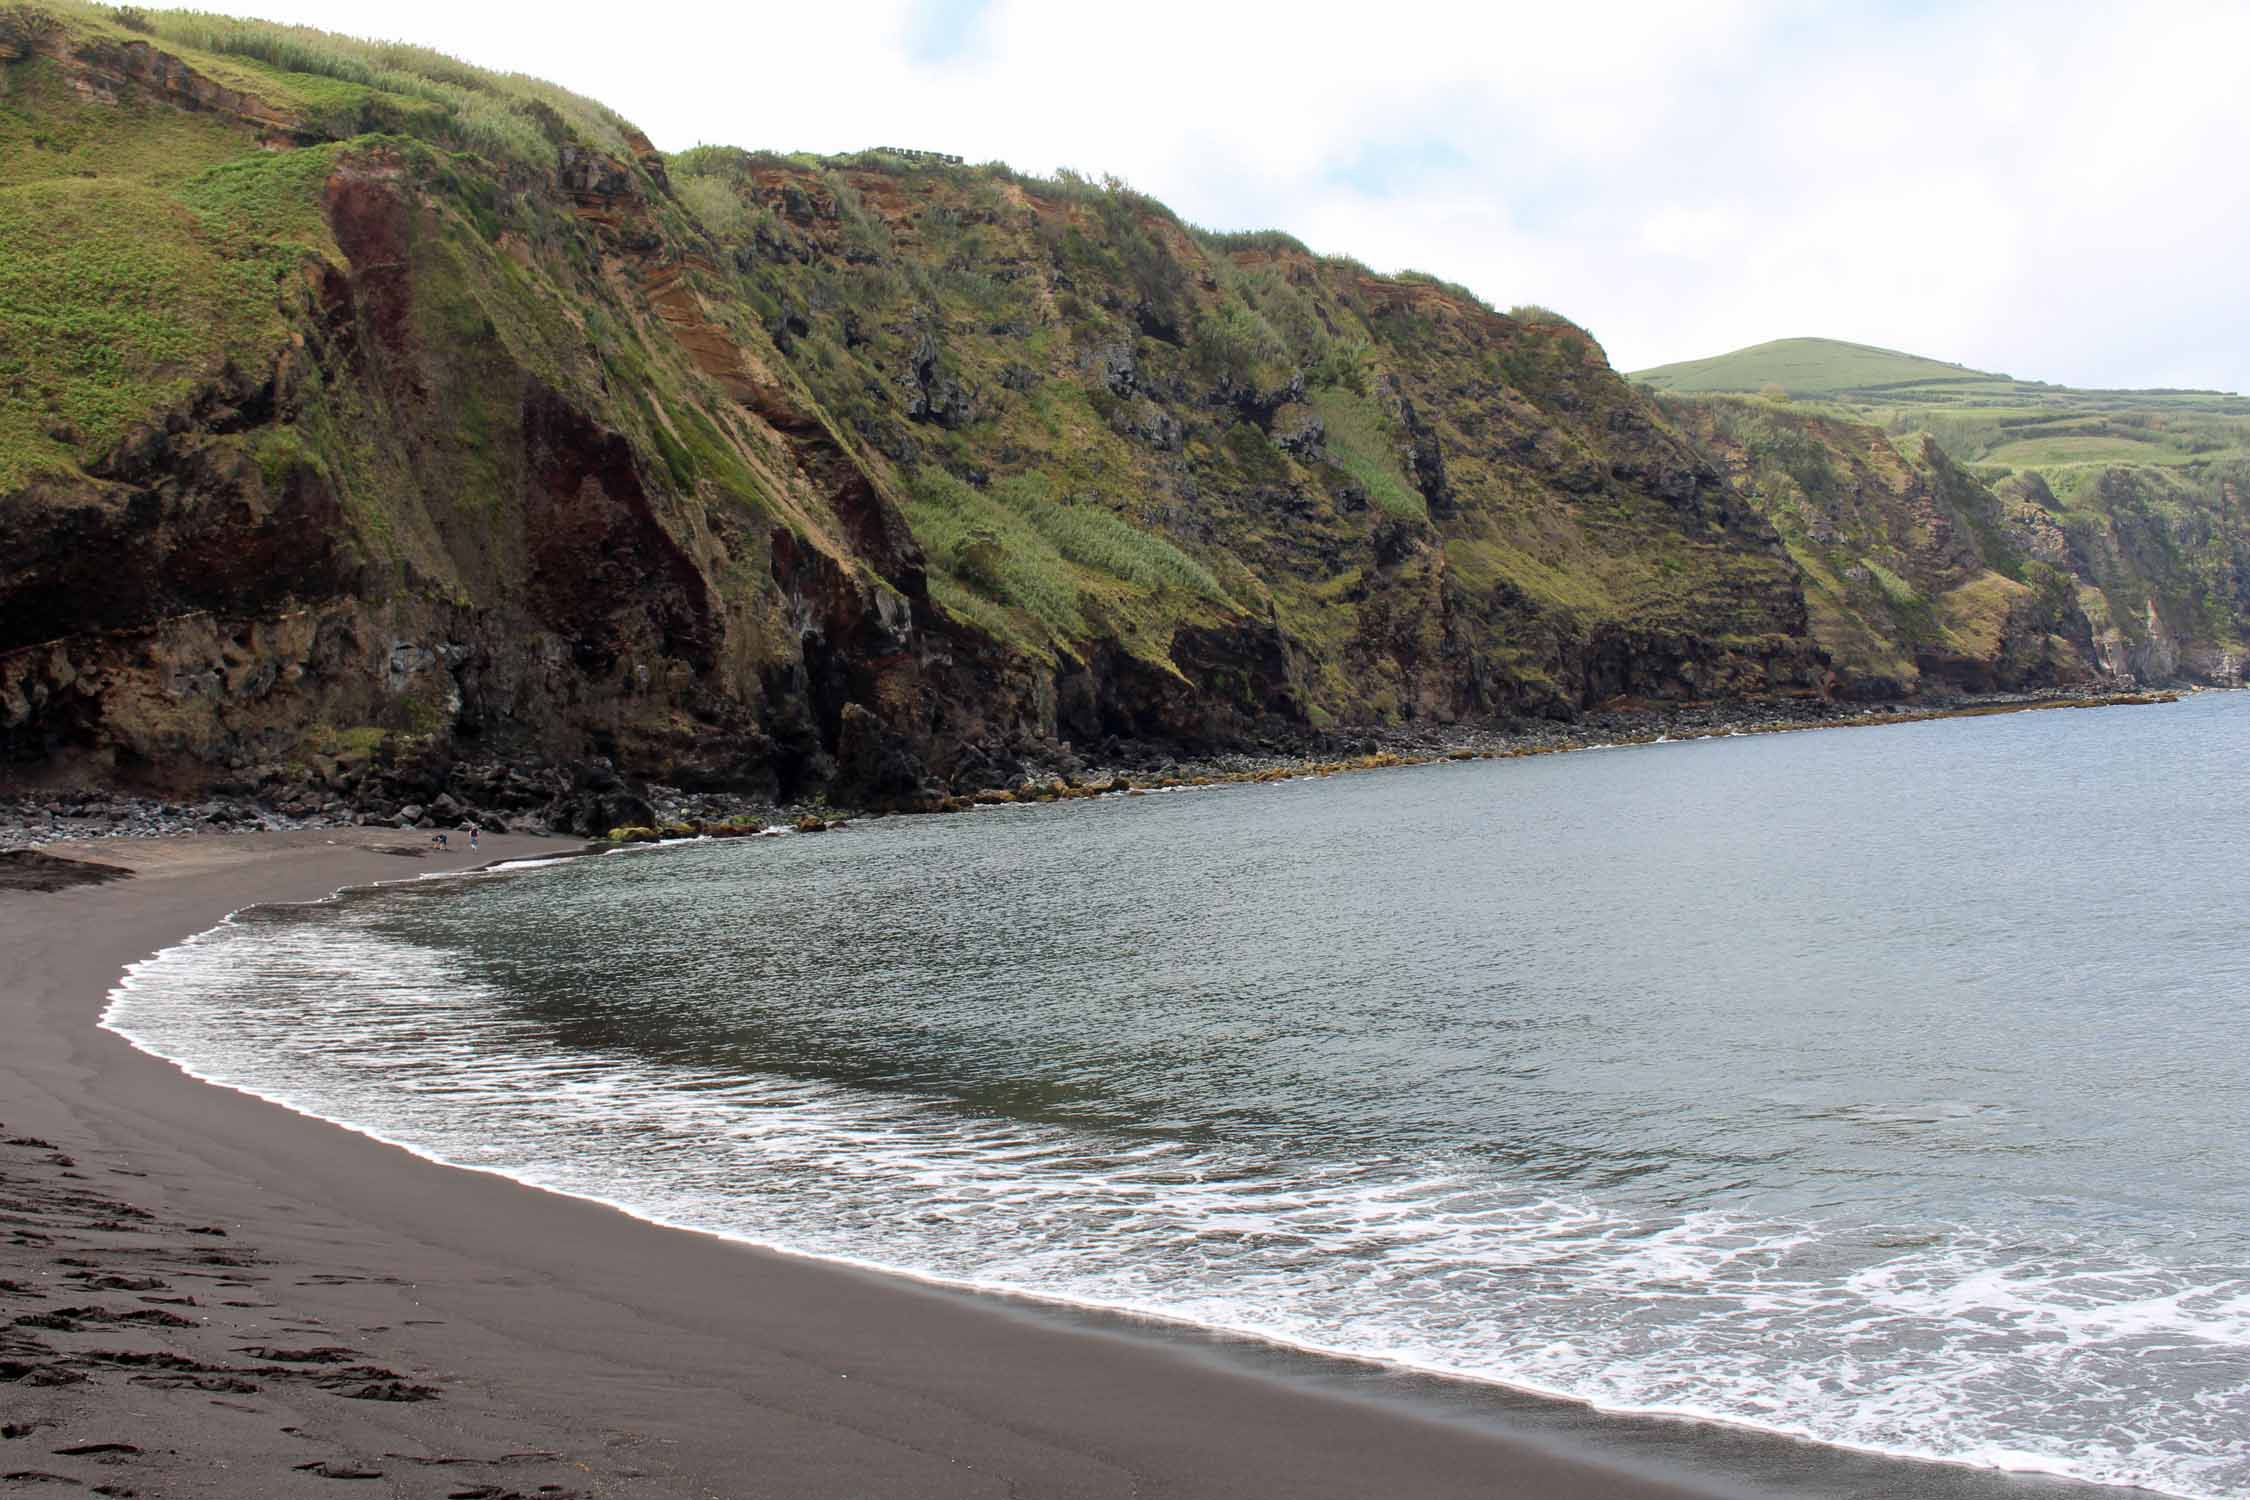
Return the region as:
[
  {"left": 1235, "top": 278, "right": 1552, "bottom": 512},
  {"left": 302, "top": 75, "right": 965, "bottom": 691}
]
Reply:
[{"left": 0, "top": 686, "right": 2183, "bottom": 851}]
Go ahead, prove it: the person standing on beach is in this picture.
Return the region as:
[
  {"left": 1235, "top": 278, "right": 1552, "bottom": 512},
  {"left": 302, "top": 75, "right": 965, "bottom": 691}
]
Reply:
[{"left": 467, "top": 822, "right": 479, "bottom": 850}]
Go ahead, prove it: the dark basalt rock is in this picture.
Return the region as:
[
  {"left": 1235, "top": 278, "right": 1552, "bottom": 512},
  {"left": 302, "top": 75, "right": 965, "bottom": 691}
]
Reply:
[
  {"left": 830, "top": 703, "right": 930, "bottom": 808},
  {"left": 0, "top": 852, "right": 132, "bottom": 893},
  {"left": 1379, "top": 377, "right": 1457, "bottom": 520}
]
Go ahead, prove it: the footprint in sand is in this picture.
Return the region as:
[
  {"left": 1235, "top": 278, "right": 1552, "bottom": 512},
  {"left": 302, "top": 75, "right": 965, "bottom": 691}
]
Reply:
[{"left": 293, "top": 1459, "right": 385, "bottom": 1479}]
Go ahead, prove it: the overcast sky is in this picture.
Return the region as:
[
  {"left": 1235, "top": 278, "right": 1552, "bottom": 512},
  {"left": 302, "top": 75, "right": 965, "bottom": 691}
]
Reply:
[{"left": 219, "top": 1, "right": 2247, "bottom": 392}]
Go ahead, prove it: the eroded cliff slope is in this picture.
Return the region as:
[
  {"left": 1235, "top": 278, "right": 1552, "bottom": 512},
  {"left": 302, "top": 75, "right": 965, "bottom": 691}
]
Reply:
[
  {"left": 1642, "top": 340, "right": 2250, "bottom": 692},
  {"left": 1664, "top": 399, "right": 2090, "bottom": 696},
  {"left": 1667, "top": 396, "right": 2247, "bottom": 695},
  {"left": 1, "top": 4, "right": 1834, "bottom": 804}
]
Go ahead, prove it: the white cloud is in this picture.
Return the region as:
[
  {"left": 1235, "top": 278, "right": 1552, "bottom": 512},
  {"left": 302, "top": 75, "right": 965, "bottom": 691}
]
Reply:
[{"left": 197, "top": 0, "right": 2250, "bottom": 390}]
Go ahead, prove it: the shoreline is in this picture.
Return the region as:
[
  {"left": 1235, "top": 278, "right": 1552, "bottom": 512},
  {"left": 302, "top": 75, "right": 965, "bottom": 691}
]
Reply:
[
  {"left": 541, "top": 687, "right": 2201, "bottom": 844},
  {"left": 883, "top": 687, "right": 2189, "bottom": 814},
  {"left": 0, "top": 684, "right": 2191, "bottom": 850},
  {"left": 2, "top": 830, "right": 2136, "bottom": 1498}
]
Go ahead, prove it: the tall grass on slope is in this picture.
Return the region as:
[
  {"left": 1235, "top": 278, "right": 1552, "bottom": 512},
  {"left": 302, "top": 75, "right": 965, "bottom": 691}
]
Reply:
[
  {"left": 902, "top": 468, "right": 1234, "bottom": 652},
  {"left": 989, "top": 473, "right": 1232, "bottom": 604},
  {"left": 903, "top": 468, "right": 1088, "bottom": 648},
  {"left": 1308, "top": 387, "right": 1426, "bottom": 521},
  {"left": 47, "top": 2, "right": 633, "bottom": 167},
  {"left": 0, "top": 151, "right": 344, "bottom": 490}
]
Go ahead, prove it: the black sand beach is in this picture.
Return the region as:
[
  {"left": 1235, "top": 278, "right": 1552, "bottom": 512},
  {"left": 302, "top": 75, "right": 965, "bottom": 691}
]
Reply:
[{"left": 1, "top": 830, "right": 2113, "bottom": 1498}]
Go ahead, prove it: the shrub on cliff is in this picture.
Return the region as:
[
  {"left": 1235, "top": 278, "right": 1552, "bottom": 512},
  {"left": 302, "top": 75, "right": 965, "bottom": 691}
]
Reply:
[{"left": 1190, "top": 303, "right": 1292, "bottom": 393}]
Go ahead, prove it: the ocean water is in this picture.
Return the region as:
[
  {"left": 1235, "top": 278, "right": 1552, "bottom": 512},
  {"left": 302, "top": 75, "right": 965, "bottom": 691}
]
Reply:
[{"left": 108, "top": 694, "right": 2250, "bottom": 1497}]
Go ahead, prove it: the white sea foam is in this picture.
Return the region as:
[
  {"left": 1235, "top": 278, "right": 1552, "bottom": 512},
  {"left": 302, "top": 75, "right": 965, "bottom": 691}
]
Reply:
[{"left": 104, "top": 903, "right": 2250, "bottom": 1500}]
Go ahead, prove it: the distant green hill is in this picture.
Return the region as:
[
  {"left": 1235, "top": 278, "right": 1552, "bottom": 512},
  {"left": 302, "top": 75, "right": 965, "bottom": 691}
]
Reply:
[
  {"left": 1633, "top": 337, "right": 2005, "bottom": 397},
  {"left": 1632, "top": 337, "right": 2250, "bottom": 497}
]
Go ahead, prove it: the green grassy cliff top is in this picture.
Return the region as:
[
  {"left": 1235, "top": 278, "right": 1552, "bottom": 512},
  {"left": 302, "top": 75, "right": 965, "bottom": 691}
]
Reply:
[
  {"left": 1631, "top": 337, "right": 2004, "bottom": 396},
  {"left": 1632, "top": 337, "right": 2250, "bottom": 498}
]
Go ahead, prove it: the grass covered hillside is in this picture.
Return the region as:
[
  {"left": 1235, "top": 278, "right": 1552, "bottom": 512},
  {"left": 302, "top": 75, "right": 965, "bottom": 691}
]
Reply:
[
  {"left": 0, "top": 4, "right": 638, "bottom": 492},
  {"left": 660, "top": 152, "right": 1819, "bottom": 720},
  {"left": 1634, "top": 338, "right": 2004, "bottom": 399},
  {"left": 1634, "top": 336, "right": 2250, "bottom": 478},
  {"left": 1640, "top": 340, "right": 2250, "bottom": 687},
  {"left": 0, "top": 2, "right": 1825, "bottom": 803}
]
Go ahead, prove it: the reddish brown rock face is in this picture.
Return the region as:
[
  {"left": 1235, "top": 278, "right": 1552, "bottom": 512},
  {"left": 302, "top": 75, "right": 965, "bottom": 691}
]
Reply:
[
  {"left": 520, "top": 385, "right": 718, "bottom": 676},
  {"left": 323, "top": 166, "right": 422, "bottom": 373}
]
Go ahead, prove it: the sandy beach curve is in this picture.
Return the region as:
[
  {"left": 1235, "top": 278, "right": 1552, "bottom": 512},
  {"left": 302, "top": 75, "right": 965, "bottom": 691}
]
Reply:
[{"left": 1, "top": 828, "right": 2111, "bottom": 1499}]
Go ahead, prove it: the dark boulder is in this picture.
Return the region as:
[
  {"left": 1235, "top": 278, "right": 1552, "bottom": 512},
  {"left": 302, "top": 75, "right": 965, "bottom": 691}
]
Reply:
[{"left": 830, "top": 702, "right": 930, "bottom": 808}]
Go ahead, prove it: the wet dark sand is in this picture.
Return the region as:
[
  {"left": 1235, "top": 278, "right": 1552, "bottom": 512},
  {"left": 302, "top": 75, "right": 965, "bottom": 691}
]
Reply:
[{"left": 0, "top": 829, "right": 2116, "bottom": 1498}]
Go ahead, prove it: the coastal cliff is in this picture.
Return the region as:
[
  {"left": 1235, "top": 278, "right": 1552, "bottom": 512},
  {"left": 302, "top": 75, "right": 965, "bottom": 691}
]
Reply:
[
  {"left": 1998, "top": 464, "right": 2250, "bottom": 687},
  {"left": 0, "top": 7, "right": 2233, "bottom": 822},
  {"left": 0, "top": 4, "right": 1818, "bottom": 811},
  {"left": 1641, "top": 340, "right": 2250, "bottom": 696},
  {"left": 1665, "top": 397, "right": 2248, "bottom": 697},
  {"left": 1662, "top": 400, "right": 2096, "bottom": 697}
]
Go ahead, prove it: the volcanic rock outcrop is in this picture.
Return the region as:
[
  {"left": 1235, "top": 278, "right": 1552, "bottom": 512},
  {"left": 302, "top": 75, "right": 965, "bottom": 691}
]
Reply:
[{"left": 6, "top": 6, "right": 2213, "bottom": 810}]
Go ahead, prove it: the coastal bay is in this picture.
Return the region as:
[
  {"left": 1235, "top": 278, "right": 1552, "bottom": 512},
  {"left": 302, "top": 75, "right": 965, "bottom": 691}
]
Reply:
[
  {"left": 12, "top": 696, "right": 2241, "bottom": 1496},
  {"left": 0, "top": 829, "right": 1880, "bottom": 1498},
  {"left": 3, "top": 3, "right": 2244, "bottom": 1494}
]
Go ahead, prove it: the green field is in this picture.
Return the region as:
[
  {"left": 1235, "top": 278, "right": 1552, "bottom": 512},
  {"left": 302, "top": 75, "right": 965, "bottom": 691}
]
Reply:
[
  {"left": 1632, "top": 337, "right": 2002, "bottom": 397},
  {"left": 1631, "top": 336, "right": 2250, "bottom": 499}
]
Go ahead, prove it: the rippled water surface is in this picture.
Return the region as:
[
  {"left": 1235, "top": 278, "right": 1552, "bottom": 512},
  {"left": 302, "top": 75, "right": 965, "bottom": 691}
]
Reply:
[{"left": 111, "top": 695, "right": 2250, "bottom": 1496}]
